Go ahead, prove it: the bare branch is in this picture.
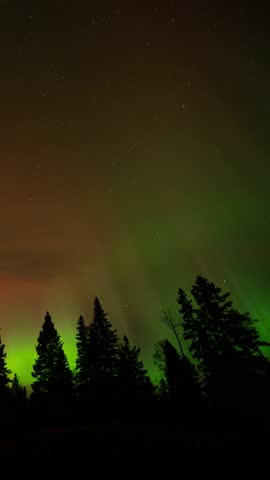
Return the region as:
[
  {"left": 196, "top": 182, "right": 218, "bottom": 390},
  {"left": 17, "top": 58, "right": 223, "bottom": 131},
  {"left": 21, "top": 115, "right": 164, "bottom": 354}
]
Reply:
[{"left": 160, "top": 309, "right": 186, "bottom": 358}]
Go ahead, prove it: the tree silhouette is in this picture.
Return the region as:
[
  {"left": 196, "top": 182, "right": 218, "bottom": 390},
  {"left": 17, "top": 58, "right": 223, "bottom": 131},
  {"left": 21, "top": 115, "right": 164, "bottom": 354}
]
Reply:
[
  {"left": 156, "top": 377, "right": 169, "bottom": 401},
  {"left": 11, "top": 373, "right": 27, "bottom": 401},
  {"left": 154, "top": 339, "right": 200, "bottom": 406},
  {"left": 178, "top": 276, "right": 266, "bottom": 370},
  {"left": 31, "top": 312, "right": 73, "bottom": 398},
  {"left": 160, "top": 309, "right": 185, "bottom": 357},
  {"left": 10, "top": 373, "right": 27, "bottom": 427},
  {"left": 178, "top": 276, "right": 269, "bottom": 409},
  {"left": 88, "top": 297, "right": 119, "bottom": 401},
  {"left": 117, "top": 335, "right": 153, "bottom": 403},
  {"left": 75, "top": 315, "right": 90, "bottom": 392},
  {"left": 0, "top": 332, "right": 11, "bottom": 399}
]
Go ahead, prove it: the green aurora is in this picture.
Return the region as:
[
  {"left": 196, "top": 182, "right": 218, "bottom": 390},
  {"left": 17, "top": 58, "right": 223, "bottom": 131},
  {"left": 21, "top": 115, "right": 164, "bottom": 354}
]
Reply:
[{"left": 0, "top": 4, "right": 270, "bottom": 388}]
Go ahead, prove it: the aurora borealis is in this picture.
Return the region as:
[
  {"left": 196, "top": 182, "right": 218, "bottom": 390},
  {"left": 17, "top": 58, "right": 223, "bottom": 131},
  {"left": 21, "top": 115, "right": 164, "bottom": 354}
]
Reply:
[{"left": 1, "top": 3, "right": 270, "bottom": 388}]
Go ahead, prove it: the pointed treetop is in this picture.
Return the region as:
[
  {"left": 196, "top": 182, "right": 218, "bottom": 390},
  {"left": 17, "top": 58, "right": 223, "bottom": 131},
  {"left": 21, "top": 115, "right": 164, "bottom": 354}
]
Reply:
[
  {"left": 94, "top": 297, "right": 104, "bottom": 312},
  {"left": 32, "top": 312, "right": 72, "bottom": 395},
  {"left": 0, "top": 330, "right": 12, "bottom": 391}
]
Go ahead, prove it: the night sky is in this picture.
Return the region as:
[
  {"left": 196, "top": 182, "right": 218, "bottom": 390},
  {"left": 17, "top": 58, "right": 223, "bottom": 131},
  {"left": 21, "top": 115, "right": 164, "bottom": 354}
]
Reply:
[{"left": 1, "top": 3, "right": 270, "bottom": 387}]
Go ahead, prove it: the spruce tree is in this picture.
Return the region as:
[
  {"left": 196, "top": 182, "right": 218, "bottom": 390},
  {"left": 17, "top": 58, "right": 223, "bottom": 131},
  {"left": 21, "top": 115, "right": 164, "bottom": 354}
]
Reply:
[
  {"left": 11, "top": 373, "right": 26, "bottom": 401},
  {"left": 0, "top": 333, "right": 11, "bottom": 398},
  {"left": 88, "top": 297, "right": 119, "bottom": 400},
  {"left": 117, "top": 336, "right": 153, "bottom": 403},
  {"left": 75, "top": 315, "right": 89, "bottom": 391},
  {"left": 178, "top": 276, "right": 269, "bottom": 409},
  {"left": 31, "top": 312, "right": 73, "bottom": 397},
  {"left": 178, "top": 276, "right": 266, "bottom": 373}
]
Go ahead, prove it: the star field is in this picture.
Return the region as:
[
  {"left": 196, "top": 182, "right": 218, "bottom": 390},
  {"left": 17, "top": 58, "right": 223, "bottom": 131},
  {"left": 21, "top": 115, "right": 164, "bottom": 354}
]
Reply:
[{"left": 0, "top": 3, "right": 270, "bottom": 386}]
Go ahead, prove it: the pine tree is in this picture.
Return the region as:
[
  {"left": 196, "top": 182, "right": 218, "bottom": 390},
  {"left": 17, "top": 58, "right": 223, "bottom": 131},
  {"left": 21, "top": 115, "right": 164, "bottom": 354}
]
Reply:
[
  {"left": 11, "top": 373, "right": 27, "bottom": 408},
  {"left": 0, "top": 333, "right": 11, "bottom": 398},
  {"left": 178, "top": 276, "right": 265, "bottom": 374},
  {"left": 75, "top": 315, "right": 89, "bottom": 391},
  {"left": 11, "top": 373, "right": 26, "bottom": 399},
  {"left": 178, "top": 276, "right": 269, "bottom": 409},
  {"left": 31, "top": 312, "right": 73, "bottom": 397},
  {"left": 88, "top": 297, "right": 119, "bottom": 400},
  {"left": 117, "top": 336, "right": 153, "bottom": 403}
]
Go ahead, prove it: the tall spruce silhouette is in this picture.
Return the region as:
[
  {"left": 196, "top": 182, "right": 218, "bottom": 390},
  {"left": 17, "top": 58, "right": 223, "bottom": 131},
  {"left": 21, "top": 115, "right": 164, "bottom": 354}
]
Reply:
[
  {"left": 117, "top": 335, "right": 153, "bottom": 402},
  {"left": 88, "top": 297, "right": 119, "bottom": 400},
  {"left": 31, "top": 312, "right": 73, "bottom": 396},
  {"left": 178, "top": 276, "right": 269, "bottom": 409},
  {"left": 0, "top": 332, "right": 11, "bottom": 397},
  {"left": 178, "top": 276, "right": 266, "bottom": 369},
  {"left": 75, "top": 315, "right": 89, "bottom": 391}
]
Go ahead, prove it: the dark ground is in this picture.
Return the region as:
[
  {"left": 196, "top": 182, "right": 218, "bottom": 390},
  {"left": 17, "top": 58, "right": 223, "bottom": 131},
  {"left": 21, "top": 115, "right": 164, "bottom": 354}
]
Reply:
[{"left": 0, "top": 410, "right": 267, "bottom": 479}]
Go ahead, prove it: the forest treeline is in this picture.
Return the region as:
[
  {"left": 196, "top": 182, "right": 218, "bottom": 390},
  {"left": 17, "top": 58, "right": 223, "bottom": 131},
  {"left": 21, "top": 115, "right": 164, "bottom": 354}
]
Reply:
[{"left": 1, "top": 275, "right": 270, "bottom": 428}]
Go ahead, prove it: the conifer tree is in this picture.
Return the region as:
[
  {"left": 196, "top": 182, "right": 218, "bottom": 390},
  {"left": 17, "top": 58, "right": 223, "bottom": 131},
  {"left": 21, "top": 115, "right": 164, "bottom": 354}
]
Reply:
[
  {"left": 178, "top": 276, "right": 266, "bottom": 376},
  {"left": 11, "top": 373, "right": 27, "bottom": 409},
  {"left": 31, "top": 312, "right": 73, "bottom": 397},
  {"left": 88, "top": 297, "right": 119, "bottom": 399},
  {"left": 0, "top": 333, "right": 11, "bottom": 397},
  {"left": 75, "top": 315, "right": 89, "bottom": 391},
  {"left": 177, "top": 276, "right": 269, "bottom": 408},
  {"left": 117, "top": 336, "right": 153, "bottom": 402},
  {"left": 11, "top": 373, "right": 26, "bottom": 400}
]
